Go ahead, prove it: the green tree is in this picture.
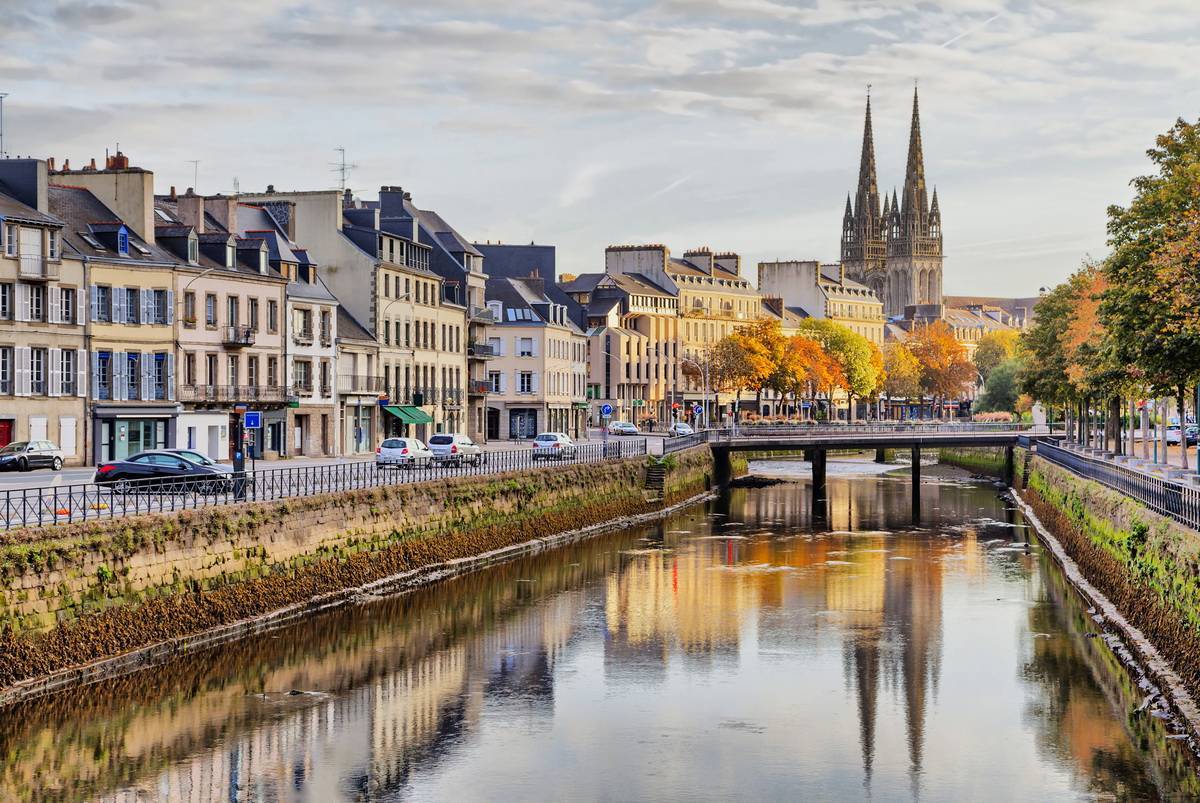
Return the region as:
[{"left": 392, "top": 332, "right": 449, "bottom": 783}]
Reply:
[
  {"left": 977, "top": 358, "right": 1022, "bottom": 413},
  {"left": 883, "top": 342, "right": 922, "bottom": 399},
  {"left": 973, "top": 330, "right": 1019, "bottom": 381},
  {"left": 797, "top": 319, "right": 879, "bottom": 398}
]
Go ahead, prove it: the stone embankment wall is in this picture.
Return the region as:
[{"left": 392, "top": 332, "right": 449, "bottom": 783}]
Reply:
[
  {"left": 1020, "top": 456, "right": 1200, "bottom": 696},
  {"left": 0, "top": 447, "right": 714, "bottom": 692},
  {"left": 936, "top": 445, "right": 1010, "bottom": 476}
]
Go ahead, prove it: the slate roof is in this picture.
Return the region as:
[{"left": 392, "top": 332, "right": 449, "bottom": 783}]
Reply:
[
  {"left": 0, "top": 181, "right": 62, "bottom": 226},
  {"left": 336, "top": 305, "right": 376, "bottom": 344},
  {"left": 559, "top": 273, "right": 605, "bottom": 294},
  {"left": 49, "top": 185, "right": 177, "bottom": 264}
]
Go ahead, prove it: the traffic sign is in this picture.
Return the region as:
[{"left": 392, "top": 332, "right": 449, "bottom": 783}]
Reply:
[
  {"left": 600, "top": 403, "right": 613, "bottom": 417},
  {"left": 692, "top": 405, "right": 703, "bottom": 417},
  {"left": 243, "top": 410, "right": 262, "bottom": 429}
]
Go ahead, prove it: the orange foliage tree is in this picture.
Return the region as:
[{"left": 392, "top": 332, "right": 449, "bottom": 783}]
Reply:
[{"left": 905, "top": 320, "right": 975, "bottom": 416}]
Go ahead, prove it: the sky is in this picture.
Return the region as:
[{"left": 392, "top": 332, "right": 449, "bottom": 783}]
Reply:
[{"left": 2, "top": 0, "right": 1197, "bottom": 297}]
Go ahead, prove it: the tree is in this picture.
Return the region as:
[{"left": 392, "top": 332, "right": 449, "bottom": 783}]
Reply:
[
  {"left": 905, "top": 320, "right": 975, "bottom": 416},
  {"left": 883, "top": 342, "right": 922, "bottom": 399},
  {"left": 973, "top": 330, "right": 1019, "bottom": 381},
  {"left": 976, "top": 358, "right": 1021, "bottom": 413},
  {"left": 798, "top": 319, "right": 879, "bottom": 396},
  {"left": 710, "top": 329, "right": 772, "bottom": 398}
]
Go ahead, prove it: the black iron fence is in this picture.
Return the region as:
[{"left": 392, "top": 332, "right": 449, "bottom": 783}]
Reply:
[
  {"left": 1035, "top": 439, "right": 1200, "bottom": 530},
  {"left": 0, "top": 438, "right": 648, "bottom": 532}
]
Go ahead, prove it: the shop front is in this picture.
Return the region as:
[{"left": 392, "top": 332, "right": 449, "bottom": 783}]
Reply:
[
  {"left": 92, "top": 403, "right": 180, "bottom": 464},
  {"left": 382, "top": 404, "right": 434, "bottom": 442}
]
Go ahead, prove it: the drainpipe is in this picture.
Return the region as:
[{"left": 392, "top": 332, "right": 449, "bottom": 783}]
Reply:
[{"left": 82, "top": 255, "right": 91, "bottom": 465}]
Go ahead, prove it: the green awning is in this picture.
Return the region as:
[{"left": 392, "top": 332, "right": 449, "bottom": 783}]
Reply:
[{"left": 383, "top": 405, "right": 433, "bottom": 425}]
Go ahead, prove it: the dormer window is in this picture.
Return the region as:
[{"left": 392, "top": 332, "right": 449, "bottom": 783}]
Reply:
[
  {"left": 259, "top": 250, "right": 267, "bottom": 274},
  {"left": 187, "top": 236, "right": 199, "bottom": 265},
  {"left": 117, "top": 230, "right": 129, "bottom": 255},
  {"left": 80, "top": 233, "right": 105, "bottom": 251},
  {"left": 225, "top": 243, "right": 235, "bottom": 268}
]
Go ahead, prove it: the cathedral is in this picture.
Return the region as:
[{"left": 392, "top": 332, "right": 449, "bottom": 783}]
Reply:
[{"left": 841, "top": 88, "right": 943, "bottom": 318}]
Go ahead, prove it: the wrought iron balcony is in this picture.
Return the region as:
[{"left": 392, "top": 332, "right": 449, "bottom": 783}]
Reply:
[
  {"left": 292, "top": 326, "right": 314, "bottom": 345},
  {"left": 467, "top": 341, "right": 496, "bottom": 359},
  {"left": 319, "top": 326, "right": 333, "bottom": 346},
  {"left": 179, "top": 384, "right": 289, "bottom": 403},
  {"left": 337, "top": 375, "right": 385, "bottom": 394},
  {"left": 18, "top": 255, "right": 57, "bottom": 281},
  {"left": 223, "top": 324, "right": 255, "bottom": 347},
  {"left": 467, "top": 379, "right": 490, "bottom": 396}
]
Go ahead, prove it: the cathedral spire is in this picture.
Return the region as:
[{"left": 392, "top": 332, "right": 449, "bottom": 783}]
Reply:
[
  {"left": 855, "top": 90, "right": 880, "bottom": 219},
  {"left": 901, "top": 85, "right": 928, "bottom": 226}
]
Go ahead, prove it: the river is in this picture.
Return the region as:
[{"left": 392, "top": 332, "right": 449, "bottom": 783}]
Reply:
[{"left": 2, "top": 457, "right": 1197, "bottom": 801}]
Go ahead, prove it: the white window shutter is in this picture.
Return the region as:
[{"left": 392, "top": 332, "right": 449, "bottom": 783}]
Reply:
[
  {"left": 15, "top": 347, "right": 31, "bottom": 396},
  {"left": 531, "top": 338, "right": 539, "bottom": 358},
  {"left": 114, "top": 290, "right": 126, "bottom": 324},
  {"left": 90, "top": 286, "right": 99, "bottom": 321},
  {"left": 531, "top": 372, "right": 539, "bottom": 394},
  {"left": 114, "top": 351, "right": 127, "bottom": 400},
  {"left": 141, "top": 352, "right": 152, "bottom": 401},
  {"left": 90, "top": 352, "right": 100, "bottom": 399},
  {"left": 166, "top": 353, "right": 175, "bottom": 400},
  {"left": 76, "top": 349, "right": 87, "bottom": 397},
  {"left": 499, "top": 372, "right": 507, "bottom": 393},
  {"left": 166, "top": 290, "right": 175, "bottom": 324},
  {"left": 48, "top": 287, "right": 61, "bottom": 324},
  {"left": 140, "top": 288, "right": 151, "bottom": 324},
  {"left": 48, "top": 347, "right": 62, "bottom": 396},
  {"left": 15, "top": 284, "right": 29, "bottom": 322},
  {"left": 76, "top": 292, "right": 85, "bottom": 326}
]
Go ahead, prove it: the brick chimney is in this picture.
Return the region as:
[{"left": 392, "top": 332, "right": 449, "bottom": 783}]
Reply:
[
  {"left": 54, "top": 152, "right": 156, "bottom": 243},
  {"left": 176, "top": 188, "right": 205, "bottom": 234}
]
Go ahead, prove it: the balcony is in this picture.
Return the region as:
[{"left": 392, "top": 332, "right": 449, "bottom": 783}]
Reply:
[
  {"left": 467, "top": 341, "right": 496, "bottom": 359},
  {"left": 338, "top": 374, "right": 385, "bottom": 394},
  {"left": 319, "top": 327, "right": 333, "bottom": 347},
  {"left": 223, "top": 324, "right": 256, "bottom": 347},
  {"left": 292, "top": 326, "right": 314, "bottom": 345},
  {"left": 442, "top": 389, "right": 463, "bottom": 408},
  {"left": 18, "top": 255, "right": 58, "bottom": 281},
  {"left": 291, "top": 380, "right": 313, "bottom": 397},
  {"left": 179, "top": 385, "right": 290, "bottom": 403},
  {"left": 468, "top": 306, "right": 495, "bottom": 324},
  {"left": 468, "top": 379, "right": 490, "bottom": 396}
]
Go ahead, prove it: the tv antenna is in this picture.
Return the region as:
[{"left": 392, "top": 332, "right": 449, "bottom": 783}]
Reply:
[
  {"left": 186, "top": 159, "right": 200, "bottom": 191},
  {"left": 0, "top": 93, "right": 9, "bottom": 159},
  {"left": 331, "top": 147, "right": 357, "bottom": 191}
]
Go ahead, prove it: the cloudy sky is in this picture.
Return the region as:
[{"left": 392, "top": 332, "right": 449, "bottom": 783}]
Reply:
[{"left": 3, "top": 0, "right": 1196, "bottom": 295}]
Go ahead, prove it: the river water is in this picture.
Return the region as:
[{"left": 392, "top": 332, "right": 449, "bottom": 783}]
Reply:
[{"left": 2, "top": 457, "right": 1197, "bottom": 801}]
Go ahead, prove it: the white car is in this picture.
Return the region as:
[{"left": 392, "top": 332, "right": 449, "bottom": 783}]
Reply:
[
  {"left": 376, "top": 437, "right": 434, "bottom": 469},
  {"left": 532, "top": 432, "right": 577, "bottom": 460},
  {"left": 428, "top": 433, "right": 485, "bottom": 465},
  {"left": 608, "top": 421, "right": 640, "bottom": 436},
  {"left": 668, "top": 422, "right": 695, "bottom": 437}
]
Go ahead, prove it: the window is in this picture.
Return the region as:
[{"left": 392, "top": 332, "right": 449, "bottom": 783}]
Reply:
[
  {"left": 0, "top": 283, "right": 10, "bottom": 319},
  {"left": 48, "top": 230, "right": 59, "bottom": 260},
  {"left": 125, "top": 288, "right": 139, "bottom": 324},
  {"left": 519, "top": 371, "right": 533, "bottom": 394},
  {"left": 126, "top": 352, "right": 140, "bottom": 399},
  {"left": 249, "top": 298, "right": 260, "bottom": 331},
  {"left": 29, "top": 285, "right": 45, "bottom": 322},
  {"left": 96, "top": 285, "right": 112, "bottom": 322},
  {"left": 488, "top": 370, "right": 501, "bottom": 393},
  {"left": 227, "top": 355, "right": 239, "bottom": 387},
  {"left": 267, "top": 300, "right": 278, "bottom": 333},
  {"left": 153, "top": 289, "right": 168, "bottom": 324},
  {"left": 258, "top": 251, "right": 267, "bottom": 273},
  {"left": 294, "top": 360, "right": 312, "bottom": 391},
  {"left": 184, "top": 352, "right": 196, "bottom": 385},
  {"left": 117, "top": 230, "right": 129, "bottom": 255},
  {"left": 320, "top": 311, "right": 331, "bottom": 342},
  {"left": 60, "top": 349, "right": 76, "bottom": 395},
  {"left": 0, "top": 347, "right": 11, "bottom": 394},
  {"left": 187, "top": 237, "right": 199, "bottom": 264},
  {"left": 205, "top": 354, "right": 217, "bottom": 389},
  {"left": 226, "top": 296, "right": 239, "bottom": 328},
  {"left": 153, "top": 353, "right": 167, "bottom": 400},
  {"left": 384, "top": 274, "right": 390, "bottom": 297},
  {"left": 60, "top": 287, "right": 75, "bottom": 323},
  {"left": 248, "top": 356, "right": 259, "bottom": 387},
  {"left": 383, "top": 318, "right": 391, "bottom": 346},
  {"left": 519, "top": 337, "right": 534, "bottom": 357},
  {"left": 267, "top": 356, "right": 278, "bottom": 386},
  {"left": 205, "top": 293, "right": 217, "bottom": 327},
  {"left": 225, "top": 243, "right": 235, "bottom": 268},
  {"left": 96, "top": 352, "right": 112, "bottom": 399},
  {"left": 184, "top": 291, "right": 196, "bottom": 326},
  {"left": 3, "top": 224, "right": 15, "bottom": 256}
]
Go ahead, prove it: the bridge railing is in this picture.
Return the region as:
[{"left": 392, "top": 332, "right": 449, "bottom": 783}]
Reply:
[
  {"left": 711, "top": 422, "right": 1060, "bottom": 438},
  {"left": 1035, "top": 438, "right": 1200, "bottom": 530}
]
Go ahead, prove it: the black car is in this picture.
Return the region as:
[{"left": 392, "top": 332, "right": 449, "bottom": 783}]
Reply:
[
  {"left": 0, "top": 440, "right": 65, "bottom": 472},
  {"left": 94, "top": 450, "right": 233, "bottom": 493}
]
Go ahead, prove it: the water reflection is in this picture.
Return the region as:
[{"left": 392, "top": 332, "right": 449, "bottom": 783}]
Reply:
[{"left": 0, "top": 462, "right": 1195, "bottom": 801}]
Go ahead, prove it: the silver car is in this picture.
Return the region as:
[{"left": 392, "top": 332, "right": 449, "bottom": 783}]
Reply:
[
  {"left": 532, "top": 432, "right": 577, "bottom": 460},
  {"left": 608, "top": 421, "right": 639, "bottom": 436},
  {"left": 427, "top": 433, "right": 485, "bottom": 466},
  {"left": 376, "top": 437, "right": 434, "bottom": 469},
  {"left": 0, "top": 440, "right": 64, "bottom": 472}
]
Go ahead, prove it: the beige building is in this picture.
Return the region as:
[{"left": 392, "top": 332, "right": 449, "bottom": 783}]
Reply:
[
  {"left": 757, "top": 260, "right": 885, "bottom": 346},
  {"left": 483, "top": 275, "right": 587, "bottom": 439},
  {"left": 0, "top": 159, "right": 87, "bottom": 462}
]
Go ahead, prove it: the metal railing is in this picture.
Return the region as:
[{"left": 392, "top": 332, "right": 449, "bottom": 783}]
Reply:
[
  {"left": 0, "top": 438, "right": 649, "bottom": 532},
  {"left": 467, "top": 379, "right": 490, "bottom": 396},
  {"left": 726, "top": 421, "right": 1061, "bottom": 435},
  {"left": 467, "top": 342, "right": 497, "bottom": 359},
  {"left": 179, "top": 385, "right": 290, "bottom": 403},
  {"left": 223, "top": 324, "right": 256, "bottom": 347},
  {"left": 338, "top": 375, "right": 385, "bottom": 394},
  {"left": 18, "top": 254, "right": 57, "bottom": 280},
  {"left": 1036, "top": 439, "right": 1200, "bottom": 530},
  {"left": 292, "top": 326, "right": 314, "bottom": 345}
]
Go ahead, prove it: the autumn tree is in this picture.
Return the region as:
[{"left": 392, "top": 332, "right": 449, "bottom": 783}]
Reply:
[
  {"left": 905, "top": 320, "right": 975, "bottom": 417},
  {"left": 973, "top": 330, "right": 1019, "bottom": 381},
  {"left": 883, "top": 342, "right": 922, "bottom": 400},
  {"left": 797, "top": 319, "right": 880, "bottom": 417}
]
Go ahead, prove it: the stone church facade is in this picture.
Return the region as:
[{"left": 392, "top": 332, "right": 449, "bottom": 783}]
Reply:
[{"left": 841, "top": 89, "right": 943, "bottom": 318}]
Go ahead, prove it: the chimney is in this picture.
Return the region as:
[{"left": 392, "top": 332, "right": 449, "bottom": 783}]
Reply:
[
  {"left": 106, "top": 150, "right": 130, "bottom": 170},
  {"left": 169, "top": 186, "right": 177, "bottom": 200},
  {"left": 177, "top": 189, "right": 205, "bottom": 234},
  {"left": 0, "top": 158, "right": 50, "bottom": 213},
  {"left": 46, "top": 157, "right": 55, "bottom": 171},
  {"left": 343, "top": 187, "right": 353, "bottom": 208},
  {"left": 204, "top": 194, "right": 238, "bottom": 235},
  {"left": 85, "top": 158, "right": 97, "bottom": 171}
]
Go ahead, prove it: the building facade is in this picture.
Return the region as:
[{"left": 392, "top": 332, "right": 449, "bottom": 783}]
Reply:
[{"left": 757, "top": 260, "right": 884, "bottom": 345}]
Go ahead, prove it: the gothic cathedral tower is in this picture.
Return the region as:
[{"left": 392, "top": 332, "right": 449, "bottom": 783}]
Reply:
[
  {"left": 884, "top": 87, "right": 943, "bottom": 316},
  {"left": 840, "top": 94, "right": 887, "bottom": 302}
]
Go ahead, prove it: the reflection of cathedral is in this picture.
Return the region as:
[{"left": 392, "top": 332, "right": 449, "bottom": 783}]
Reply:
[{"left": 841, "top": 88, "right": 943, "bottom": 318}]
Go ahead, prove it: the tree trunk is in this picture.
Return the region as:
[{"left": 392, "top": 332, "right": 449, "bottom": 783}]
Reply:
[
  {"left": 1107, "top": 396, "right": 1121, "bottom": 454},
  {"left": 1179, "top": 389, "right": 1189, "bottom": 470}
]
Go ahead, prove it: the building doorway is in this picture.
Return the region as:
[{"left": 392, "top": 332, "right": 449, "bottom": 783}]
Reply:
[{"left": 486, "top": 407, "right": 500, "bottom": 440}]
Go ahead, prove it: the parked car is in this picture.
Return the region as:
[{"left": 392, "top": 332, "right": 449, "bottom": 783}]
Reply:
[
  {"left": 376, "top": 437, "right": 434, "bottom": 469},
  {"left": 94, "top": 450, "right": 233, "bottom": 492},
  {"left": 533, "top": 432, "right": 578, "bottom": 460},
  {"left": 0, "top": 440, "right": 64, "bottom": 472},
  {"left": 1165, "top": 425, "right": 1198, "bottom": 445},
  {"left": 668, "top": 422, "right": 695, "bottom": 437},
  {"left": 167, "top": 448, "right": 221, "bottom": 466},
  {"left": 428, "top": 433, "right": 485, "bottom": 465},
  {"left": 608, "top": 421, "right": 640, "bottom": 436}
]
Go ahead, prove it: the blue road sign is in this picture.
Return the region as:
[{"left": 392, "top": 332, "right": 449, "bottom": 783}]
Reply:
[
  {"left": 692, "top": 405, "right": 703, "bottom": 417},
  {"left": 243, "top": 411, "right": 262, "bottom": 429},
  {"left": 600, "top": 403, "right": 613, "bottom": 417}
]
